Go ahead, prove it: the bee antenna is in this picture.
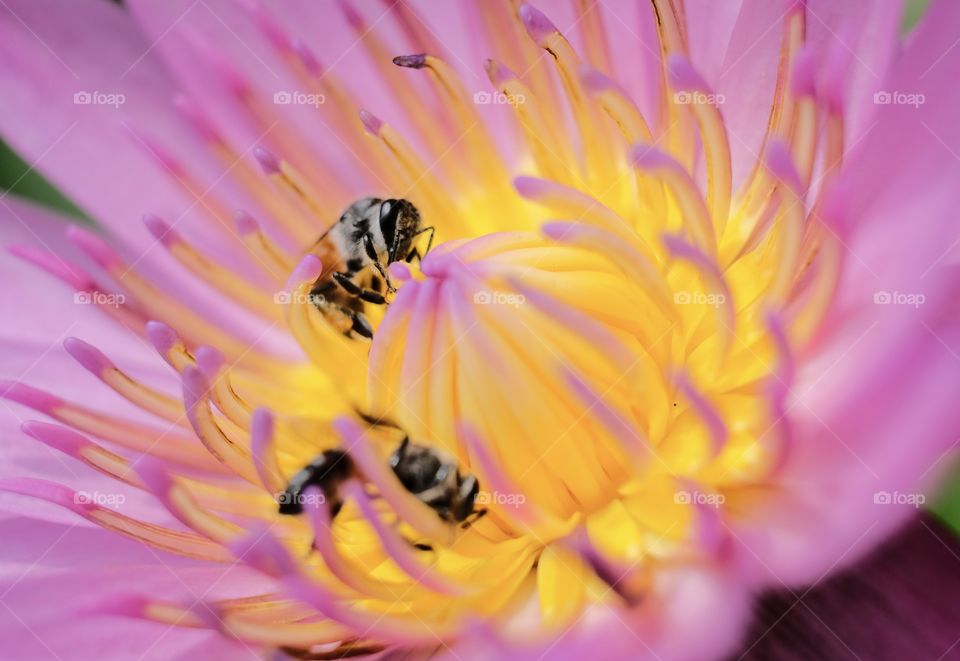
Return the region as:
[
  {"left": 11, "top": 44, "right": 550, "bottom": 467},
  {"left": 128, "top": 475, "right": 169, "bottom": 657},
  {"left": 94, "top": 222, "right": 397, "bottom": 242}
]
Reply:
[{"left": 352, "top": 407, "right": 403, "bottom": 431}]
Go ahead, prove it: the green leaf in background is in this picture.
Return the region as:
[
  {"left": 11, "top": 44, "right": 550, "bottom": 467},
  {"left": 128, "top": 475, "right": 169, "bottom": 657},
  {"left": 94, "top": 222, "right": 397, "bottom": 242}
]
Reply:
[
  {"left": 0, "top": 138, "right": 87, "bottom": 220},
  {"left": 904, "top": 0, "right": 931, "bottom": 31},
  {"left": 932, "top": 458, "right": 960, "bottom": 536}
]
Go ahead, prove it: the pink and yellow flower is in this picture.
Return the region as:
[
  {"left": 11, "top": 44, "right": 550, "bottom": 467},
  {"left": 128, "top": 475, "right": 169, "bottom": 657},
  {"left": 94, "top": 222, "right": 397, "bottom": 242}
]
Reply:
[{"left": 1, "top": 0, "right": 959, "bottom": 659}]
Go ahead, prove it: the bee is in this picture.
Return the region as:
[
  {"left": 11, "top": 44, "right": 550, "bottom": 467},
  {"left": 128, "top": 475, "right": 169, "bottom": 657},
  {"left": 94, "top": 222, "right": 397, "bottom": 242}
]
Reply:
[
  {"left": 308, "top": 197, "right": 434, "bottom": 339},
  {"left": 278, "top": 419, "right": 486, "bottom": 537}
]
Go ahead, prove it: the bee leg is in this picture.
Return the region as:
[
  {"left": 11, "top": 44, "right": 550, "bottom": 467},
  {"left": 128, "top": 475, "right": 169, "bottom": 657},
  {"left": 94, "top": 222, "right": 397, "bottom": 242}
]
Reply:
[
  {"left": 332, "top": 271, "right": 387, "bottom": 305},
  {"left": 459, "top": 508, "right": 488, "bottom": 531},
  {"left": 405, "top": 227, "right": 436, "bottom": 264},
  {"left": 414, "top": 226, "right": 435, "bottom": 256},
  {"left": 362, "top": 232, "right": 396, "bottom": 293},
  {"left": 344, "top": 308, "right": 374, "bottom": 339},
  {"left": 396, "top": 435, "right": 410, "bottom": 458}
]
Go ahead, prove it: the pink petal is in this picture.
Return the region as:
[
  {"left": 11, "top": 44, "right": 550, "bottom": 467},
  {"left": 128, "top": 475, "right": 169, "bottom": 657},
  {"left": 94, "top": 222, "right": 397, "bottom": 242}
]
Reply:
[
  {"left": 0, "top": 200, "right": 180, "bottom": 519},
  {"left": 0, "top": 556, "right": 266, "bottom": 659},
  {"left": 730, "top": 0, "right": 960, "bottom": 574},
  {"left": 0, "top": 0, "right": 253, "bottom": 270}
]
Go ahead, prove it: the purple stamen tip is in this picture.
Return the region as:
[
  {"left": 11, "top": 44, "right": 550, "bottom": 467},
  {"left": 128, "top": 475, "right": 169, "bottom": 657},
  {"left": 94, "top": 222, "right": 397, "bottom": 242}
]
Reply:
[
  {"left": 8, "top": 245, "right": 94, "bottom": 291},
  {"left": 580, "top": 65, "right": 616, "bottom": 94},
  {"left": 234, "top": 210, "right": 260, "bottom": 235},
  {"left": 484, "top": 59, "right": 515, "bottom": 87},
  {"left": 392, "top": 53, "right": 427, "bottom": 69},
  {"left": 819, "top": 185, "right": 851, "bottom": 236},
  {"left": 66, "top": 225, "right": 120, "bottom": 270},
  {"left": 194, "top": 346, "right": 225, "bottom": 378},
  {"left": 0, "top": 478, "right": 90, "bottom": 515},
  {"left": 666, "top": 53, "right": 709, "bottom": 93},
  {"left": 335, "top": 0, "right": 365, "bottom": 30},
  {"left": 630, "top": 144, "right": 675, "bottom": 171},
  {"left": 819, "top": 24, "right": 857, "bottom": 113},
  {"left": 789, "top": 47, "right": 817, "bottom": 99},
  {"left": 22, "top": 421, "right": 90, "bottom": 454},
  {"left": 660, "top": 233, "right": 703, "bottom": 267},
  {"left": 246, "top": 1, "right": 289, "bottom": 52},
  {"left": 173, "top": 94, "right": 220, "bottom": 143},
  {"left": 64, "top": 337, "right": 114, "bottom": 376},
  {"left": 290, "top": 38, "right": 322, "bottom": 77},
  {"left": 251, "top": 407, "right": 274, "bottom": 443},
  {"left": 84, "top": 594, "right": 149, "bottom": 618},
  {"left": 185, "top": 28, "right": 250, "bottom": 97},
  {"left": 132, "top": 455, "right": 175, "bottom": 498},
  {"left": 541, "top": 221, "right": 571, "bottom": 242},
  {"left": 129, "top": 129, "right": 183, "bottom": 174},
  {"left": 182, "top": 365, "right": 209, "bottom": 404},
  {"left": 389, "top": 261, "right": 412, "bottom": 283},
  {"left": 519, "top": 4, "right": 558, "bottom": 45},
  {"left": 142, "top": 213, "right": 179, "bottom": 247},
  {"left": 228, "top": 527, "right": 296, "bottom": 577},
  {"left": 146, "top": 320, "right": 179, "bottom": 356},
  {"left": 764, "top": 141, "right": 803, "bottom": 194},
  {"left": 286, "top": 253, "right": 323, "bottom": 292},
  {"left": 358, "top": 109, "right": 383, "bottom": 136},
  {"left": 254, "top": 147, "right": 281, "bottom": 175},
  {"left": 0, "top": 381, "right": 63, "bottom": 414},
  {"left": 513, "top": 175, "right": 550, "bottom": 199},
  {"left": 188, "top": 602, "right": 226, "bottom": 631}
]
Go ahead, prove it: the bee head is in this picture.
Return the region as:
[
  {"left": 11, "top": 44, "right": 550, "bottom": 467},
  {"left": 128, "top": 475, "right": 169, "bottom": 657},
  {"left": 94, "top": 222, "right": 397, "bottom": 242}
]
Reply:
[{"left": 379, "top": 198, "right": 422, "bottom": 263}]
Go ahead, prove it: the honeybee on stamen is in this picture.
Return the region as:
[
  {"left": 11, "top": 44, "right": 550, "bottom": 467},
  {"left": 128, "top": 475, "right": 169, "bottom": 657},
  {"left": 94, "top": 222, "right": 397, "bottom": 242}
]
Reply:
[
  {"left": 278, "top": 416, "right": 486, "bottom": 550},
  {"left": 307, "top": 197, "right": 433, "bottom": 339}
]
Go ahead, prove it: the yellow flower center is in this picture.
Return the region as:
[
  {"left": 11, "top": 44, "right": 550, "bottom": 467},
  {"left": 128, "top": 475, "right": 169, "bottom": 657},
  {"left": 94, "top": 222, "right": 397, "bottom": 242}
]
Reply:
[{"left": 260, "top": 1, "right": 845, "bottom": 639}]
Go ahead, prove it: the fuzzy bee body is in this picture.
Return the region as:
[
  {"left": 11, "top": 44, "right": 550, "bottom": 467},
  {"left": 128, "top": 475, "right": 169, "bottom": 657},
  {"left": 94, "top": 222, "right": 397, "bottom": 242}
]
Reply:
[
  {"left": 308, "top": 197, "right": 433, "bottom": 339},
  {"left": 278, "top": 421, "right": 485, "bottom": 533},
  {"left": 277, "top": 449, "right": 353, "bottom": 517}
]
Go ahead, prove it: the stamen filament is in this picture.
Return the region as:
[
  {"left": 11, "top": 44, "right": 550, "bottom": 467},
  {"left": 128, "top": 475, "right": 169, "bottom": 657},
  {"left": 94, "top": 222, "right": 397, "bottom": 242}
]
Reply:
[
  {"left": 0, "top": 478, "right": 232, "bottom": 561},
  {"left": 234, "top": 210, "right": 296, "bottom": 279},
  {"left": 134, "top": 457, "right": 244, "bottom": 543},
  {"left": 64, "top": 337, "right": 187, "bottom": 426},
  {"left": 630, "top": 146, "right": 717, "bottom": 258},
  {"left": 182, "top": 367, "right": 261, "bottom": 484},
  {"left": 667, "top": 54, "right": 732, "bottom": 232},
  {"left": 142, "top": 214, "right": 282, "bottom": 320},
  {"left": 485, "top": 59, "right": 574, "bottom": 184}
]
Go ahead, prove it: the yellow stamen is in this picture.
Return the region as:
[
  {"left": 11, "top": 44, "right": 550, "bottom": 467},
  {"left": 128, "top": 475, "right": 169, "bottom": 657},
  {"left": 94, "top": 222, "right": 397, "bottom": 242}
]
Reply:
[{"left": 485, "top": 59, "right": 575, "bottom": 184}]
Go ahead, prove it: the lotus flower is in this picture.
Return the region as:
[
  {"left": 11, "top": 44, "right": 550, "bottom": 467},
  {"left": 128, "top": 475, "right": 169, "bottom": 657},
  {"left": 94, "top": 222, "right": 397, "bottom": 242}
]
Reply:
[{"left": 1, "top": 0, "right": 959, "bottom": 659}]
